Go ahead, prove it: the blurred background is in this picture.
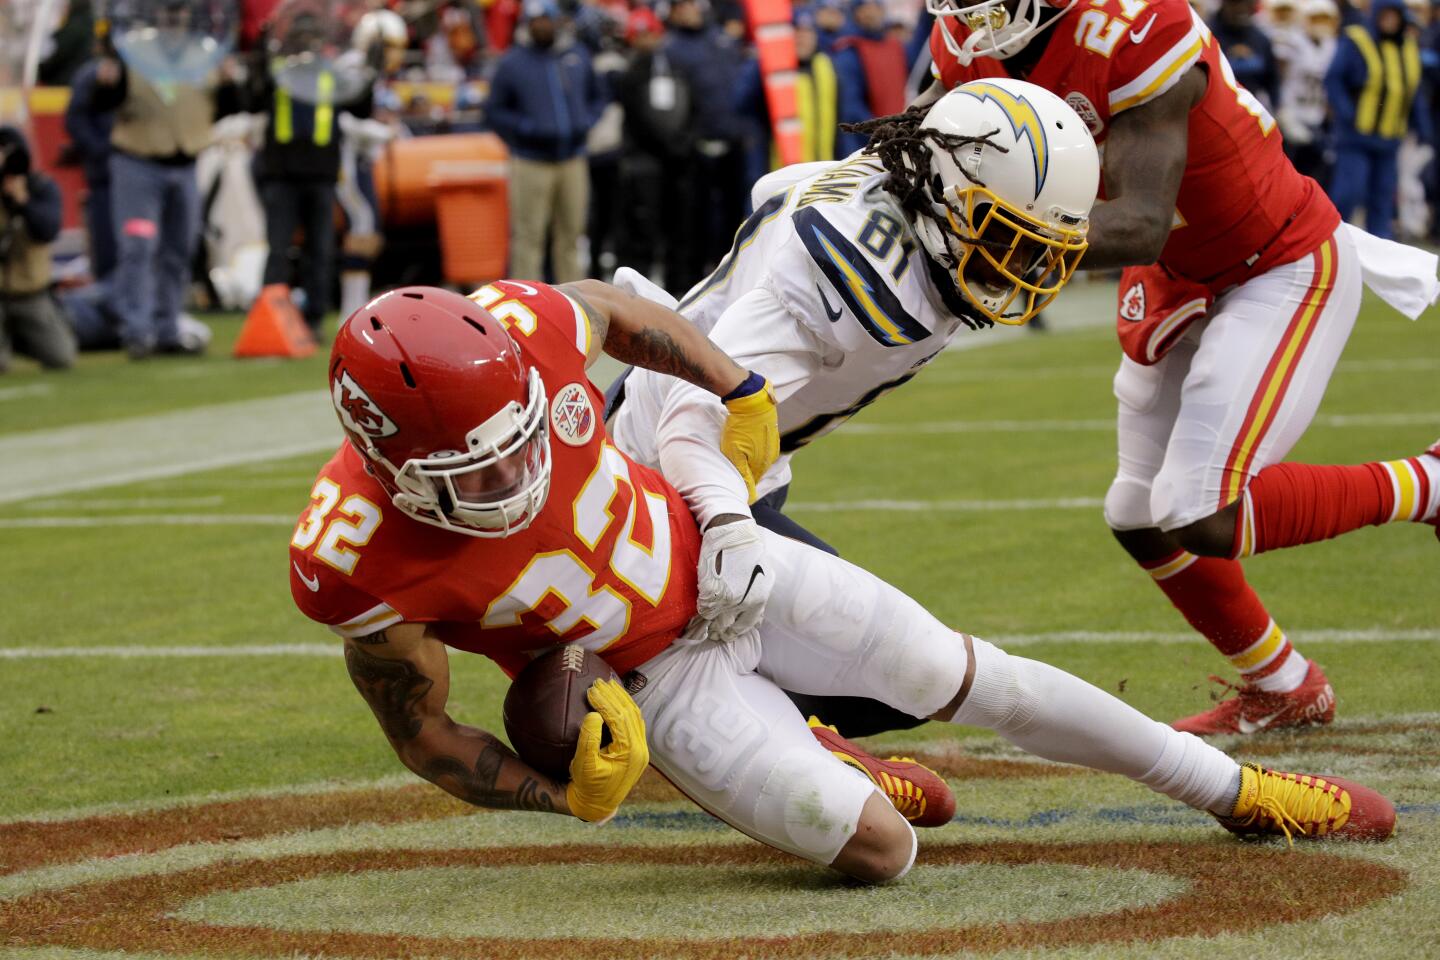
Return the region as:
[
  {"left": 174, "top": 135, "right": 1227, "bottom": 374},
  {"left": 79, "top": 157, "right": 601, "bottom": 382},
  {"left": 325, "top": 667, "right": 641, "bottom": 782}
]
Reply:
[{"left": 0, "top": 0, "right": 1435, "bottom": 366}]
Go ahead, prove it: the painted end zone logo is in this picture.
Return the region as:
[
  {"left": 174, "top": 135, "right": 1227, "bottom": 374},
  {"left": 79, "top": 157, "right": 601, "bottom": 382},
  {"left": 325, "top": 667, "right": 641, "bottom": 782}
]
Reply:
[
  {"left": 333, "top": 371, "right": 398, "bottom": 439},
  {"left": 550, "top": 382, "right": 596, "bottom": 447}
]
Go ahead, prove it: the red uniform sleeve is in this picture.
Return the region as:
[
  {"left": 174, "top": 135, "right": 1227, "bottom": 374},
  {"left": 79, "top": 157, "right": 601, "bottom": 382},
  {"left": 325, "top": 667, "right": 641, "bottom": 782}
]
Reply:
[
  {"left": 1102, "top": 0, "right": 1205, "bottom": 115},
  {"left": 290, "top": 541, "right": 404, "bottom": 638},
  {"left": 467, "top": 280, "right": 594, "bottom": 378}
]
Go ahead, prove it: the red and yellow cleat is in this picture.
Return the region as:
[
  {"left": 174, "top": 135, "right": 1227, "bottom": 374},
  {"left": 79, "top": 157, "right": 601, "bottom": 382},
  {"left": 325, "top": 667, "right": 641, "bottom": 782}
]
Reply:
[
  {"left": 1216, "top": 762, "right": 1396, "bottom": 843},
  {"left": 1172, "top": 660, "right": 1335, "bottom": 736},
  {"left": 807, "top": 716, "right": 956, "bottom": 828}
]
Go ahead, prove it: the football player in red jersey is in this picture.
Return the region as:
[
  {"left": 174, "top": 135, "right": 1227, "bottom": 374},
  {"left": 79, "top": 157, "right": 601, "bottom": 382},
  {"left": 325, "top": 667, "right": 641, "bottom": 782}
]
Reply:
[
  {"left": 920, "top": 0, "right": 1440, "bottom": 734},
  {"left": 290, "top": 282, "right": 1395, "bottom": 883}
]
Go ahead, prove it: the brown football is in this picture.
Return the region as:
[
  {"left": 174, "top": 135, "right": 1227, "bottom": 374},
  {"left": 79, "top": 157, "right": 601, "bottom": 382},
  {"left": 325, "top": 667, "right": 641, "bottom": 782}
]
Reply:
[{"left": 503, "top": 644, "right": 617, "bottom": 780}]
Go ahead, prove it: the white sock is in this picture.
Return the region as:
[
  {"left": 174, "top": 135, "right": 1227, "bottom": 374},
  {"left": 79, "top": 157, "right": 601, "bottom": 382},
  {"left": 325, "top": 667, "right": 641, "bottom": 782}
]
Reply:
[
  {"left": 1141, "top": 728, "right": 1244, "bottom": 814},
  {"left": 950, "top": 639, "right": 1242, "bottom": 813},
  {"left": 340, "top": 271, "right": 372, "bottom": 321},
  {"left": 1251, "top": 648, "right": 1309, "bottom": 693},
  {"left": 951, "top": 640, "right": 1182, "bottom": 778}
]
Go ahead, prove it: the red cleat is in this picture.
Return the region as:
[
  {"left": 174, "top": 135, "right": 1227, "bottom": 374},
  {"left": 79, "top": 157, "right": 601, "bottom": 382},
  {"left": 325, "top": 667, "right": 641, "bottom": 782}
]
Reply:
[
  {"left": 807, "top": 717, "right": 956, "bottom": 828},
  {"left": 1173, "top": 660, "right": 1335, "bottom": 735},
  {"left": 1216, "top": 762, "right": 1396, "bottom": 843}
]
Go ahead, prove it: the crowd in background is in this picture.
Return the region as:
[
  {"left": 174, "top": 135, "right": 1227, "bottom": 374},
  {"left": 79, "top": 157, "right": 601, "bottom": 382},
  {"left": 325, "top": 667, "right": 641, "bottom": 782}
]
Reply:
[{"left": 4, "top": 0, "right": 1440, "bottom": 371}]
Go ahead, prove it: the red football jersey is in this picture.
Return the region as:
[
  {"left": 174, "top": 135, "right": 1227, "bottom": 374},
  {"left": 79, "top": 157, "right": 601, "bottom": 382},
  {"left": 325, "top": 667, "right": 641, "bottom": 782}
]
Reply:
[
  {"left": 289, "top": 280, "right": 702, "bottom": 676},
  {"left": 930, "top": 0, "right": 1339, "bottom": 292}
]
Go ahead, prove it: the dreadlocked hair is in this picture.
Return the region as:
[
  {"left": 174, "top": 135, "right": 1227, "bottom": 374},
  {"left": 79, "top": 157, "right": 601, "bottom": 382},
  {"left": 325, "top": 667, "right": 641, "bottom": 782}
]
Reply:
[
  {"left": 839, "top": 108, "right": 1009, "bottom": 330},
  {"left": 840, "top": 107, "right": 1007, "bottom": 224}
]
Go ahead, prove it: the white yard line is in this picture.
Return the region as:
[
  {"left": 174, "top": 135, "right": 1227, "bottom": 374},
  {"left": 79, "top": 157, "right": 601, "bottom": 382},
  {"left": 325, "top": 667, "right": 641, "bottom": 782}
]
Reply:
[
  {"left": 20, "top": 496, "right": 225, "bottom": 511},
  {"left": 839, "top": 411, "right": 1440, "bottom": 436},
  {"left": 0, "top": 390, "right": 338, "bottom": 506},
  {"left": 0, "top": 383, "right": 54, "bottom": 402},
  {"left": 4, "top": 629, "right": 1436, "bottom": 660},
  {"left": 922, "top": 356, "right": 1440, "bottom": 383},
  {"left": 788, "top": 497, "right": 1103, "bottom": 512},
  {"left": 0, "top": 643, "right": 338, "bottom": 659},
  {"left": 0, "top": 514, "right": 295, "bottom": 528}
]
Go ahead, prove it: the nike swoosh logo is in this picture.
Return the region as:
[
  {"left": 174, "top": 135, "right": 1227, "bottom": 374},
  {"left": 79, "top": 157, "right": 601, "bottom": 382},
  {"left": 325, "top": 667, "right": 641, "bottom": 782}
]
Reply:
[
  {"left": 1236, "top": 709, "right": 1285, "bottom": 734},
  {"left": 738, "top": 565, "right": 765, "bottom": 604},
  {"left": 817, "top": 284, "right": 843, "bottom": 323},
  {"left": 294, "top": 562, "right": 321, "bottom": 592},
  {"left": 1130, "top": 14, "right": 1156, "bottom": 43}
]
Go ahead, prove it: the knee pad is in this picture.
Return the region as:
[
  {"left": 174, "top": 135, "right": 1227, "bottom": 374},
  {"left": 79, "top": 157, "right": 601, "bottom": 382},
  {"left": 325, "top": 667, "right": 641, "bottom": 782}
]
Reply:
[
  {"left": 756, "top": 748, "right": 875, "bottom": 865},
  {"left": 868, "top": 612, "right": 971, "bottom": 719},
  {"left": 1149, "top": 462, "right": 1210, "bottom": 532},
  {"left": 1104, "top": 476, "right": 1156, "bottom": 531},
  {"left": 948, "top": 638, "right": 1042, "bottom": 733}
]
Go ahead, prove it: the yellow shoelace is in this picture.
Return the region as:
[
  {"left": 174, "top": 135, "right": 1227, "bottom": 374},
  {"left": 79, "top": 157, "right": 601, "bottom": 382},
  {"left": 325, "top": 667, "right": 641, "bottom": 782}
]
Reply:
[{"left": 1240, "top": 769, "right": 1348, "bottom": 846}]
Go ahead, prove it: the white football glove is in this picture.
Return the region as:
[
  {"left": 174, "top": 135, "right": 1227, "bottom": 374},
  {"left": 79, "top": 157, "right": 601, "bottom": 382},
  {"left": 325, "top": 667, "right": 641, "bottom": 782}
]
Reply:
[{"left": 695, "top": 517, "right": 772, "bottom": 642}]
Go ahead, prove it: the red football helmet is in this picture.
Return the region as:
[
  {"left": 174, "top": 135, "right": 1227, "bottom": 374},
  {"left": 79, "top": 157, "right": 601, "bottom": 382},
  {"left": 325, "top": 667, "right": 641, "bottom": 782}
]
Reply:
[{"left": 329, "top": 286, "right": 552, "bottom": 538}]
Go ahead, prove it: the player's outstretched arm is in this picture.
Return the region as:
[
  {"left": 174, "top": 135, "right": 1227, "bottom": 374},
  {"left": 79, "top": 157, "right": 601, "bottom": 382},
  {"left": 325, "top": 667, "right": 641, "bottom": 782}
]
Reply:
[
  {"left": 558, "top": 279, "right": 749, "bottom": 393},
  {"left": 560, "top": 279, "right": 779, "bottom": 502},
  {"left": 1081, "top": 65, "right": 1207, "bottom": 270},
  {"left": 343, "top": 624, "right": 573, "bottom": 815}
]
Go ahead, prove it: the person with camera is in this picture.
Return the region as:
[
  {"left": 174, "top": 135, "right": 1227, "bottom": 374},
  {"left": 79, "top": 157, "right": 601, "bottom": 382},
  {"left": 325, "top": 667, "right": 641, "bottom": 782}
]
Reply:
[{"left": 0, "top": 126, "right": 76, "bottom": 374}]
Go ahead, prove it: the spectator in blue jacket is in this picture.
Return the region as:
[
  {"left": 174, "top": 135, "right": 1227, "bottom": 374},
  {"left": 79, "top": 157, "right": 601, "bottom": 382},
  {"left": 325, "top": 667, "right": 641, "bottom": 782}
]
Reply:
[
  {"left": 833, "top": 0, "right": 908, "bottom": 156},
  {"left": 65, "top": 59, "right": 117, "bottom": 279},
  {"left": 1211, "top": 0, "right": 1282, "bottom": 109},
  {"left": 662, "top": 0, "right": 748, "bottom": 291},
  {"left": 1326, "top": 0, "right": 1431, "bottom": 238},
  {"left": 487, "top": 0, "right": 608, "bottom": 282}
]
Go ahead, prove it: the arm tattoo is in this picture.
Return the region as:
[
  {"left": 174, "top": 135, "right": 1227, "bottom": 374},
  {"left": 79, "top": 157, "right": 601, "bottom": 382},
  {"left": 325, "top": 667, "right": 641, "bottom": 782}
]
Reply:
[
  {"left": 351, "top": 630, "right": 389, "bottom": 646},
  {"left": 345, "top": 643, "right": 434, "bottom": 742},
  {"left": 607, "top": 326, "right": 712, "bottom": 385},
  {"left": 420, "top": 735, "right": 558, "bottom": 812}
]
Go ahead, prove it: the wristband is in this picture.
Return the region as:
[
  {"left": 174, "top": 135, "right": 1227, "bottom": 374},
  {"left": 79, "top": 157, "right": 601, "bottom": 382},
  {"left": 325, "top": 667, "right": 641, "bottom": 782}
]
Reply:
[{"left": 721, "top": 371, "right": 767, "bottom": 404}]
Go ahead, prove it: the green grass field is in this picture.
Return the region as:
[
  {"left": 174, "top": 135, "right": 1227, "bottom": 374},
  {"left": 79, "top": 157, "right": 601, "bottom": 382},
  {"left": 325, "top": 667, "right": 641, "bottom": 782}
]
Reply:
[{"left": 1, "top": 290, "right": 1436, "bottom": 959}]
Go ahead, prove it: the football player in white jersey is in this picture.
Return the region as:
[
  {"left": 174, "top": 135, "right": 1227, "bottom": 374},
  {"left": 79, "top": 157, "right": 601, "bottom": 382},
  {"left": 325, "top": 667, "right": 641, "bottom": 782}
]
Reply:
[{"left": 608, "top": 78, "right": 1098, "bottom": 735}]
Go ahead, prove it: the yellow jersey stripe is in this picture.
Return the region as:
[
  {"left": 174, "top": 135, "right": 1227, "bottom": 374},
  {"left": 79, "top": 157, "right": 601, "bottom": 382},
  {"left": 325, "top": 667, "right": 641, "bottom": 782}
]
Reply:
[{"left": 1109, "top": 31, "right": 1205, "bottom": 114}]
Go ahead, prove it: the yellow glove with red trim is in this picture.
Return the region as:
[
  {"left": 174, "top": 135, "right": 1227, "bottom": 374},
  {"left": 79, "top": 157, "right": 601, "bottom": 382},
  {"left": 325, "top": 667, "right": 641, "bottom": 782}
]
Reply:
[
  {"left": 565, "top": 679, "right": 650, "bottom": 824},
  {"left": 719, "top": 372, "right": 779, "bottom": 504}
]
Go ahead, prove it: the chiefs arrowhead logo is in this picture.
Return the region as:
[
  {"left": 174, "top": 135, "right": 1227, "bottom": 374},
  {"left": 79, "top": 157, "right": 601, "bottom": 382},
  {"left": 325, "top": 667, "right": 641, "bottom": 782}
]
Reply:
[
  {"left": 1120, "top": 282, "right": 1146, "bottom": 322},
  {"left": 332, "top": 371, "right": 398, "bottom": 438}
]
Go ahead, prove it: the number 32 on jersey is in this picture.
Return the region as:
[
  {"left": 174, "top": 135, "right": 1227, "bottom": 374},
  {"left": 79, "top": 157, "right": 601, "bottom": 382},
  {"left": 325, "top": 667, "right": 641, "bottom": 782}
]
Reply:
[{"left": 483, "top": 445, "right": 673, "bottom": 651}]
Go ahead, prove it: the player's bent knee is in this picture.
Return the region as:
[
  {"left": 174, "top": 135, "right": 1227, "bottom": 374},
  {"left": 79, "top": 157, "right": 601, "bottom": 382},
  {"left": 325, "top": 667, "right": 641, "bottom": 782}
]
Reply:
[
  {"left": 1170, "top": 505, "right": 1239, "bottom": 558},
  {"left": 1104, "top": 477, "right": 1156, "bottom": 531},
  {"left": 831, "top": 794, "right": 917, "bottom": 884}
]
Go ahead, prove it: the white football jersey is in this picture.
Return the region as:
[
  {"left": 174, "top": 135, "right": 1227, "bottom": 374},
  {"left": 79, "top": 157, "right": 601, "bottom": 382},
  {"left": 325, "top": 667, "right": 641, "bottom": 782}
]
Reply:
[{"left": 611, "top": 153, "right": 983, "bottom": 498}]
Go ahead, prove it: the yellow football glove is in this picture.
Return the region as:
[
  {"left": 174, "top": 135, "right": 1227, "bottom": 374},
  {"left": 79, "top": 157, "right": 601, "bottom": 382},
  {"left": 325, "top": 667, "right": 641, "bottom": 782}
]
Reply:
[
  {"left": 719, "top": 373, "right": 779, "bottom": 504},
  {"left": 565, "top": 678, "right": 650, "bottom": 823}
]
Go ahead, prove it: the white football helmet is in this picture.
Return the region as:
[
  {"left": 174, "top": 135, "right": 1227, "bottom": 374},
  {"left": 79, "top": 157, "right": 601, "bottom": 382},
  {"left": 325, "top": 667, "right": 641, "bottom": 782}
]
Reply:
[
  {"left": 352, "top": 9, "right": 407, "bottom": 52},
  {"left": 928, "top": 0, "right": 1075, "bottom": 64},
  {"left": 910, "top": 78, "right": 1098, "bottom": 325}
]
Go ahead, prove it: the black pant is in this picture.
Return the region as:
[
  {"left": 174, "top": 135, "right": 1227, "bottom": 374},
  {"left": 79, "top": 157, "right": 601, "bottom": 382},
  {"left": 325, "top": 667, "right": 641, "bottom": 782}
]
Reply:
[{"left": 261, "top": 178, "right": 336, "bottom": 330}]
